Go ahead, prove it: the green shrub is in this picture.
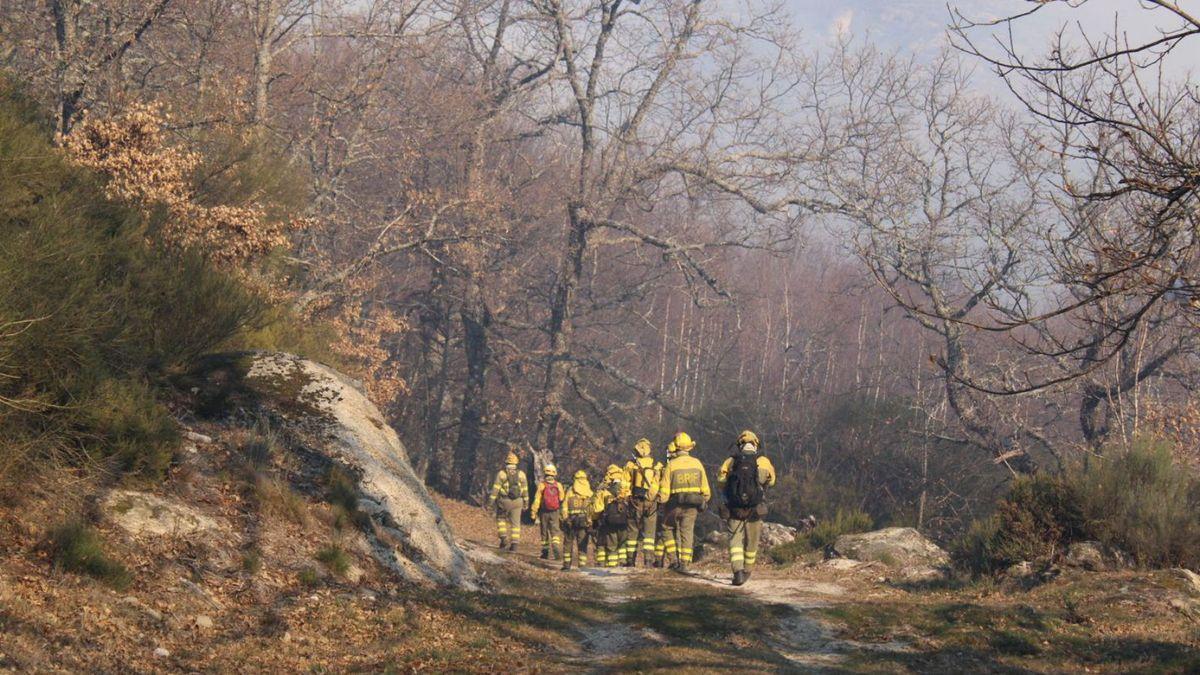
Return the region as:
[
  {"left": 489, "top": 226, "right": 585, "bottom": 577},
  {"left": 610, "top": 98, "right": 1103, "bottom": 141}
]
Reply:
[
  {"left": 78, "top": 379, "right": 179, "bottom": 480},
  {"left": 1075, "top": 439, "right": 1200, "bottom": 568},
  {"left": 48, "top": 520, "right": 132, "bottom": 589},
  {"left": 0, "top": 77, "right": 268, "bottom": 488},
  {"left": 255, "top": 476, "right": 310, "bottom": 526},
  {"left": 951, "top": 517, "right": 1006, "bottom": 575},
  {"left": 953, "top": 439, "right": 1200, "bottom": 574},
  {"left": 315, "top": 544, "right": 351, "bottom": 576},
  {"left": 241, "top": 420, "right": 281, "bottom": 471},
  {"left": 767, "top": 509, "right": 874, "bottom": 565},
  {"left": 325, "top": 467, "right": 370, "bottom": 530},
  {"left": 953, "top": 473, "right": 1085, "bottom": 575},
  {"left": 298, "top": 566, "right": 321, "bottom": 587},
  {"left": 242, "top": 549, "right": 263, "bottom": 575},
  {"left": 809, "top": 509, "right": 874, "bottom": 551}
]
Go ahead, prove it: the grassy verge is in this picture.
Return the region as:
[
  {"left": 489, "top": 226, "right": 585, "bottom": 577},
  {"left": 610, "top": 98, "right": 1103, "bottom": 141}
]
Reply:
[{"left": 820, "top": 571, "right": 1200, "bottom": 673}]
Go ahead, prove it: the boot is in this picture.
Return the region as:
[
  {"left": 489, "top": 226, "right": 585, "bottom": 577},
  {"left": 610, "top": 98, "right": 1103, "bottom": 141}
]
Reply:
[
  {"left": 540, "top": 550, "right": 549, "bottom": 560},
  {"left": 653, "top": 558, "right": 665, "bottom": 569},
  {"left": 508, "top": 543, "right": 518, "bottom": 552},
  {"left": 561, "top": 562, "right": 571, "bottom": 571},
  {"left": 732, "top": 570, "right": 747, "bottom": 586}
]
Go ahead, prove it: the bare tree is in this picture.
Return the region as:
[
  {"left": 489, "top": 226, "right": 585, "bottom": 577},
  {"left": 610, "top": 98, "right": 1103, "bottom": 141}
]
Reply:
[
  {"left": 808, "top": 45, "right": 1058, "bottom": 472},
  {"left": 944, "top": 1, "right": 1200, "bottom": 396},
  {"left": 525, "top": 0, "right": 815, "bottom": 465}
]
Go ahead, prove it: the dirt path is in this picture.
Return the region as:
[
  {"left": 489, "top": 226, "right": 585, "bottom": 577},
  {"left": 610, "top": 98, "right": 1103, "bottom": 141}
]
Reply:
[
  {"left": 684, "top": 571, "right": 910, "bottom": 670},
  {"left": 440, "top": 496, "right": 900, "bottom": 672}
]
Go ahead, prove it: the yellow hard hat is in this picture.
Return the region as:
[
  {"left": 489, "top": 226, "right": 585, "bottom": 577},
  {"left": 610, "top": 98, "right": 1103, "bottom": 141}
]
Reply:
[
  {"left": 634, "top": 438, "right": 652, "bottom": 457},
  {"left": 605, "top": 464, "right": 623, "bottom": 480},
  {"left": 544, "top": 464, "right": 557, "bottom": 476},
  {"left": 505, "top": 450, "right": 519, "bottom": 465},
  {"left": 737, "top": 430, "right": 760, "bottom": 448},
  {"left": 574, "top": 469, "right": 588, "bottom": 480},
  {"left": 673, "top": 432, "right": 695, "bottom": 452}
]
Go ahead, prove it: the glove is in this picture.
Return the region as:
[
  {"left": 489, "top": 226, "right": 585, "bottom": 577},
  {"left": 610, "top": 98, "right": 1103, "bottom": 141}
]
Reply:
[{"left": 531, "top": 515, "right": 539, "bottom": 524}]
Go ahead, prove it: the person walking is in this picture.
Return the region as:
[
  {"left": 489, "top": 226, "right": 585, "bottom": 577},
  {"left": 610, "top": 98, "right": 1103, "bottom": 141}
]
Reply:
[
  {"left": 717, "top": 430, "right": 777, "bottom": 586},
  {"left": 487, "top": 450, "right": 529, "bottom": 551},
  {"left": 561, "top": 470, "right": 594, "bottom": 570},
  {"left": 657, "top": 432, "right": 710, "bottom": 572},
  {"left": 531, "top": 464, "right": 564, "bottom": 560},
  {"left": 653, "top": 441, "right": 677, "bottom": 567},
  {"left": 593, "top": 465, "right": 631, "bottom": 568},
  {"left": 623, "top": 438, "right": 661, "bottom": 567}
]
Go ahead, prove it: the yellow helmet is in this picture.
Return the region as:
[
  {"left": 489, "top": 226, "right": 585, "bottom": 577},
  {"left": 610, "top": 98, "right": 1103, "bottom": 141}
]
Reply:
[
  {"left": 605, "top": 464, "right": 624, "bottom": 480},
  {"left": 544, "top": 464, "right": 558, "bottom": 476},
  {"left": 673, "top": 432, "right": 695, "bottom": 452},
  {"left": 634, "top": 438, "right": 652, "bottom": 457},
  {"left": 666, "top": 440, "right": 677, "bottom": 457},
  {"left": 574, "top": 469, "right": 588, "bottom": 481},
  {"left": 505, "top": 450, "right": 519, "bottom": 466},
  {"left": 737, "top": 430, "right": 760, "bottom": 448}
]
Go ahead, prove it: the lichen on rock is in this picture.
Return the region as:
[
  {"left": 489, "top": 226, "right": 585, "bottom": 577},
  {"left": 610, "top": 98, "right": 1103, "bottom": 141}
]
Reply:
[{"left": 188, "top": 351, "right": 478, "bottom": 590}]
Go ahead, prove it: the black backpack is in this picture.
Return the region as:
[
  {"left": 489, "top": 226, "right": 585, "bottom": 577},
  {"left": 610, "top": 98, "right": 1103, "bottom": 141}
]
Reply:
[
  {"left": 505, "top": 467, "right": 521, "bottom": 499},
  {"left": 724, "top": 454, "right": 764, "bottom": 508},
  {"left": 602, "top": 497, "right": 629, "bottom": 528}
]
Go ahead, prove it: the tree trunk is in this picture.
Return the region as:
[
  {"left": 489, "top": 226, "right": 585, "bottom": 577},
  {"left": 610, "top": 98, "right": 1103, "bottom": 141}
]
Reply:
[
  {"left": 51, "top": 0, "right": 83, "bottom": 136},
  {"left": 533, "top": 206, "right": 590, "bottom": 454},
  {"left": 451, "top": 275, "right": 491, "bottom": 498},
  {"left": 251, "top": 0, "right": 274, "bottom": 127}
]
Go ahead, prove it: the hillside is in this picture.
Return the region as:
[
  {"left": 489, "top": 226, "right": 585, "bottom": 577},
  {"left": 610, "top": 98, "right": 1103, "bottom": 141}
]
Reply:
[
  {"left": 3, "top": 404, "right": 1198, "bottom": 673},
  {"left": 6, "top": 325, "right": 1195, "bottom": 666}
]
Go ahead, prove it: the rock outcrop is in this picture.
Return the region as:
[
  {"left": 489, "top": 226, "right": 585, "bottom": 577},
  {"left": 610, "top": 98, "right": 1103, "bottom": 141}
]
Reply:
[
  {"left": 188, "top": 351, "right": 478, "bottom": 590},
  {"left": 1062, "top": 541, "right": 1132, "bottom": 571},
  {"left": 832, "top": 527, "right": 950, "bottom": 569},
  {"left": 103, "top": 490, "right": 220, "bottom": 538},
  {"left": 760, "top": 522, "right": 798, "bottom": 549}
]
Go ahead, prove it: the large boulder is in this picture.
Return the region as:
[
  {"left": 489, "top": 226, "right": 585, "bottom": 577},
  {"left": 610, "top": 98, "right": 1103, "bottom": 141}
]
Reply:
[
  {"left": 1062, "top": 541, "right": 1131, "bottom": 571},
  {"left": 832, "top": 527, "right": 950, "bottom": 569},
  {"left": 760, "top": 522, "right": 798, "bottom": 549},
  {"left": 188, "top": 352, "right": 478, "bottom": 590}
]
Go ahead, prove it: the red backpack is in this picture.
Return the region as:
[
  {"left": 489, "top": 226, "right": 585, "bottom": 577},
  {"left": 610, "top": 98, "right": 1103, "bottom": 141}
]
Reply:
[{"left": 541, "top": 482, "right": 562, "bottom": 512}]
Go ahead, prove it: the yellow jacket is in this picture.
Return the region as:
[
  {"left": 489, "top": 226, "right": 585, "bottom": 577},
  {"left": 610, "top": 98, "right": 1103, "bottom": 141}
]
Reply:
[
  {"left": 531, "top": 479, "right": 564, "bottom": 514},
  {"left": 656, "top": 451, "right": 710, "bottom": 503},
  {"left": 564, "top": 488, "right": 592, "bottom": 516},
  {"left": 716, "top": 454, "right": 777, "bottom": 490},
  {"left": 591, "top": 481, "right": 630, "bottom": 519},
  {"left": 623, "top": 455, "right": 661, "bottom": 501},
  {"left": 488, "top": 466, "right": 529, "bottom": 507}
]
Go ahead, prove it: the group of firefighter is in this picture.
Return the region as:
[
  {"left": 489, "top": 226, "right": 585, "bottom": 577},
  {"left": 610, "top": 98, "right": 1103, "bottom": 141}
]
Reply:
[{"left": 487, "top": 429, "right": 776, "bottom": 586}]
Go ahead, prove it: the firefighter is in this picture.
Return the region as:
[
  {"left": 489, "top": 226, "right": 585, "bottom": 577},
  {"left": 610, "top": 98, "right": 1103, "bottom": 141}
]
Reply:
[
  {"left": 657, "top": 432, "right": 710, "bottom": 572},
  {"left": 653, "top": 441, "right": 677, "bottom": 567},
  {"left": 487, "top": 450, "right": 529, "bottom": 551},
  {"left": 592, "top": 465, "right": 631, "bottom": 568},
  {"left": 561, "top": 470, "right": 594, "bottom": 570},
  {"left": 531, "top": 464, "right": 564, "bottom": 560},
  {"left": 623, "top": 438, "right": 660, "bottom": 567},
  {"left": 717, "top": 430, "right": 777, "bottom": 586}
]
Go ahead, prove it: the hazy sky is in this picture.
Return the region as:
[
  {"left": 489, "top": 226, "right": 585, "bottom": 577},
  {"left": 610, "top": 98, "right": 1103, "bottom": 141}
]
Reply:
[{"left": 786, "top": 0, "right": 1195, "bottom": 80}]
